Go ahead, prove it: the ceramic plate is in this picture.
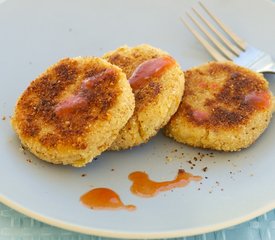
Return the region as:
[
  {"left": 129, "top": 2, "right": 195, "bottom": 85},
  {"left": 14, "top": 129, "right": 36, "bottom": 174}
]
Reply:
[{"left": 0, "top": 0, "right": 275, "bottom": 238}]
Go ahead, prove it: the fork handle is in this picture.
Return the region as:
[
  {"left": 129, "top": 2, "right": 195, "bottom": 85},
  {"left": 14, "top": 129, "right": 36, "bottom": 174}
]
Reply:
[{"left": 260, "top": 62, "right": 275, "bottom": 74}]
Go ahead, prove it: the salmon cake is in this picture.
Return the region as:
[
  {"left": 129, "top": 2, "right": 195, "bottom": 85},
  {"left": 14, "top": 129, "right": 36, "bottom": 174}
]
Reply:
[
  {"left": 164, "top": 61, "right": 273, "bottom": 151},
  {"left": 11, "top": 57, "right": 135, "bottom": 167},
  {"left": 103, "top": 44, "right": 185, "bottom": 150}
]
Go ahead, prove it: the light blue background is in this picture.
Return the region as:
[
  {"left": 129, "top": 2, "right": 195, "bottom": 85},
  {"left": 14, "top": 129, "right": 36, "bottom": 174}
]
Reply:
[{"left": 0, "top": 203, "right": 274, "bottom": 240}]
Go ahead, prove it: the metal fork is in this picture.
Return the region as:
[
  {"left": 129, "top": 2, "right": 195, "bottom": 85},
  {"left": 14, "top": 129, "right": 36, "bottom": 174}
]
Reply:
[{"left": 182, "top": 2, "right": 275, "bottom": 74}]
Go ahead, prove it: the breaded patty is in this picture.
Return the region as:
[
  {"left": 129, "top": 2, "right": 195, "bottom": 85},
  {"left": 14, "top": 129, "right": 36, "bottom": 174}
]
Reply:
[
  {"left": 103, "top": 44, "right": 185, "bottom": 150},
  {"left": 11, "top": 57, "right": 135, "bottom": 167},
  {"left": 164, "top": 62, "right": 273, "bottom": 151}
]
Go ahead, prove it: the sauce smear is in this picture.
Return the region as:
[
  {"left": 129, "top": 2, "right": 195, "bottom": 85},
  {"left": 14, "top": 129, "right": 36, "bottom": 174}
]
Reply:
[
  {"left": 55, "top": 68, "right": 115, "bottom": 117},
  {"left": 244, "top": 91, "right": 271, "bottom": 110},
  {"left": 192, "top": 109, "right": 210, "bottom": 122},
  {"left": 128, "top": 56, "right": 176, "bottom": 90},
  {"left": 129, "top": 169, "right": 202, "bottom": 198},
  {"left": 54, "top": 93, "right": 87, "bottom": 117},
  {"left": 80, "top": 188, "right": 136, "bottom": 211}
]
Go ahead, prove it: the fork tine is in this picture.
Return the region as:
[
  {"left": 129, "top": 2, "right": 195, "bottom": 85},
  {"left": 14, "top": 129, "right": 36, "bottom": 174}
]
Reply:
[
  {"left": 192, "top": 7, "right": 242, "bottom": 56},
  {"left": 187, "top": 11, "right": 236, "bottom": 60},
  {"left": 199, "top": 1, "right": 246, "bottom": 50},
  {"left": 181, "top": 17, "right": 227, "bottom": 62}
]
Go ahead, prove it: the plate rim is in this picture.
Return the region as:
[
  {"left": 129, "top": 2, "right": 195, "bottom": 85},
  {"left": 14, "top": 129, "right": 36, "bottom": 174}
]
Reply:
[
  {"left": 1, "top": 0, "right": 275, "bottom": 238},
  {"left": 1, "top": 194, "right": 274, "bottom": 238}
]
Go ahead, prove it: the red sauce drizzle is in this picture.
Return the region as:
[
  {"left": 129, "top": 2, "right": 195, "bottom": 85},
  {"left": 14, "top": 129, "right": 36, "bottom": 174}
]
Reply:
[
  {"left": 129, "top": 169, "right": 202, "bottom": 198},
  {"left": 54, "top": 68, "right": 115, "bottom": 117},
  {"left": 198, "top": 81, "right": 208, "bottom": 89},
  {"left": 192, "top": 109, "right": 210, "bottom": 122},
  {"left": 244, "top": 91, "right": 271, "bottom": 110},
  {"left": 80, "top": 188, "right": 136, "bottom": 211},
  {"left": 128, "top": 56, "right": 176, "bottom": 90},
  {"left": 210, "top": 83, "right": 219, "bottom": 89},
  {"left": 54, "top": 94, "right": 88, "bottom": 117}
]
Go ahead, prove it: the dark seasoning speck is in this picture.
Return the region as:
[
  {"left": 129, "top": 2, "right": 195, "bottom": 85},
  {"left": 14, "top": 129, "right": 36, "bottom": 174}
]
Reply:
[{"left": 163, "top": 149, "right": 221, "bottom": 193}]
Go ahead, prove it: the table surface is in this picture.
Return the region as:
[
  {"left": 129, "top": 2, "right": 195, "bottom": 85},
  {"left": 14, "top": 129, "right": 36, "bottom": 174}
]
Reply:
[
  {"left": 1, "top": 0, "right": 275, "bottom": 239},
  {"left": 0, "top": 203, "right": 274, "bottom": 240}
]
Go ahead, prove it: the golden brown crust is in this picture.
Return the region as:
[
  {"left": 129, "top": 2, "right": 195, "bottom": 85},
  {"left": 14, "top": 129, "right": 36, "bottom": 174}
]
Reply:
[
  {"left": 104, "top": 45, "right": 167, "bottom": 111},
  {"left": 105, "top": 46, "right": 161, "bottom": 78},
  {"left": 14, "top": 58, "right": 121, "bottom": 149},
  {"left": 179, "top": 62, "right": 271, "bottom": 129},
  {"left": 165, "top": 61, "right": 273, "bottom": 151},
  {"left": 11, "top": 57, "right": 135, "bottom": 166},
  {"left": 103, "top": 44, "right": 185, "bottom": 150}
]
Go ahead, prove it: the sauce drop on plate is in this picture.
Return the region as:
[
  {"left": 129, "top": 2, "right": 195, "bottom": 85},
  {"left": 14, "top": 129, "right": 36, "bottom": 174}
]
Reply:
[
  {"left": 80, "top": 188, "right": 136, "bottom": 211},
  {"left": 128, "top": 56, "right": 176, "bottom": 90},
  {"left": 129, "top": 169, "right": 202, "bottom": 198}
]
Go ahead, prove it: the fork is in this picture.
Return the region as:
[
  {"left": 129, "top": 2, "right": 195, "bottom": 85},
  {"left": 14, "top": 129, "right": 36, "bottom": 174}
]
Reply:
[{"left": 182, "top": 1, "right": 275, "bottom": 74}]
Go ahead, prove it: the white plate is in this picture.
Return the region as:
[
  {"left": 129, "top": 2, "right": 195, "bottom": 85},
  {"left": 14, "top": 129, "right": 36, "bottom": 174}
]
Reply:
[{"left": 0, "top": 0, "right": 275, "bottom": 238}]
